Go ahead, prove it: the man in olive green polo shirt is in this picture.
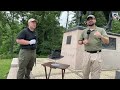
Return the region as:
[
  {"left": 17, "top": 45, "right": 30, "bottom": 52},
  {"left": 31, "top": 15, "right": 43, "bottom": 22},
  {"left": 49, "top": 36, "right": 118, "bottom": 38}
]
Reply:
[{"left": 78, "top": 15, "right": 109, "bottom": 79}]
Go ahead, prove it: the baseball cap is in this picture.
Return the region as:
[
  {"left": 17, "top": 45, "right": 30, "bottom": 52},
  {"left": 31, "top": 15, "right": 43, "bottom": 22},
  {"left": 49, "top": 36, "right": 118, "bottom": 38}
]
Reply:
[
  {"left": 28, "top": 18, "right": 37, "bottom": 23},
  {"left": 87, "top": 15, "right": 95, "bottom": 20}
]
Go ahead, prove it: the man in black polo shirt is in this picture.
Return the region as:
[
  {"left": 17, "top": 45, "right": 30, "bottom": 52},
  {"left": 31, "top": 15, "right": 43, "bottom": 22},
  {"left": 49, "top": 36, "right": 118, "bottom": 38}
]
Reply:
[{"left": 16, "top": 18, "right": 37, "bottom": 79}]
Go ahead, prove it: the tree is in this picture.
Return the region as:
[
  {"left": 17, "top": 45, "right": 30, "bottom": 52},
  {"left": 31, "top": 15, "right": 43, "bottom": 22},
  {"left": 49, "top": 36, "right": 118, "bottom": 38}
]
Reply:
[
  {"left": 0, "top": 11, "right": 65, "bottom": 58},
  {"left": 68, "top": 11, "right": 107, "bottom": 28},
  {"left": 66, "top": 11, "right": 69, "bottom": 29},
  {"left": 111, "top": 20, "right": 120, "bottom": 34}
]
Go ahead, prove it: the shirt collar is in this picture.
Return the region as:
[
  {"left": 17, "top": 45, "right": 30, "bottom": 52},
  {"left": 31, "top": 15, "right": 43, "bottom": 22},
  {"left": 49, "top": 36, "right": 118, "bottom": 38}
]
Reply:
[{"left": 86, "top": 26, "right": 98, "bottom": 31}]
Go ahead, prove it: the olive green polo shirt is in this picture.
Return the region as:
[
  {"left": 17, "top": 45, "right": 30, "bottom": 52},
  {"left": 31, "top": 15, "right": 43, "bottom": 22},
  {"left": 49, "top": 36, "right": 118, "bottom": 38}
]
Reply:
[{"left": 79, "top": 26, "right": 108, "bottom": 51}]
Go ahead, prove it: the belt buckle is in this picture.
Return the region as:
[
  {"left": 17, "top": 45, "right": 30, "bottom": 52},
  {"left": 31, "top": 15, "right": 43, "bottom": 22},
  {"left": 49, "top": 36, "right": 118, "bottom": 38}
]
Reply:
[
  {"left": 97, "top": 50, "right": 100, "bottom": 53},
  {"left": 97, "top": 51, "right": 99, "bottom": 53}
]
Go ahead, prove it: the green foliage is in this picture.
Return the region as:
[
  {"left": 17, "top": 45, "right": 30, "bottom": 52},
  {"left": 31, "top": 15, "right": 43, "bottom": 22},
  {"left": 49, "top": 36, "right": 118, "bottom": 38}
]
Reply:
[
  {"left": 28, "top": 11, "right": 64, "bottom": 55},
  {"left": 111, "top": 20, "right": 120, "bottom": 33},
  {"left": 2, "top": 11, "right": 120, "bottom": 59},
  {"left": 69, "top": 11, "right": 107, "bottom": 28},
  {"left": 0, "top": 59, "right": 12, "bottom": 79},
  {"left": 94, "top": 11, "right": 107, "bottom": 27},
  {"left": 0, "top": 11, "right": 65, "bottom": 58}
]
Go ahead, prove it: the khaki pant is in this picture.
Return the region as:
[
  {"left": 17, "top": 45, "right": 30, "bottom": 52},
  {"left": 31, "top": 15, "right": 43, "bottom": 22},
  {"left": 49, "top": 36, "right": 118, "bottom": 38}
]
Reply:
[
  {"left": 82, "top": 51, "right": 102, "bottom": 79},
  {"left": 17, "top": 49, "right": 36, "bottom": 79}
]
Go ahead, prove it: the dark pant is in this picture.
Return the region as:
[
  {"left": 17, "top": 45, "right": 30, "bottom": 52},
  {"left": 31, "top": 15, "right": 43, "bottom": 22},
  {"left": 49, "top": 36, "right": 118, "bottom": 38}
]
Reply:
[{"left": 17, "top": 49, "right": 36, "bottom": 79}]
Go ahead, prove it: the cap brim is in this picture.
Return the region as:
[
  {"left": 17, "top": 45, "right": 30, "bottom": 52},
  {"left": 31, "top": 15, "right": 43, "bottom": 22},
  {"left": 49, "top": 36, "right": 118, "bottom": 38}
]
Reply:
[
  {"left": 87, "top": 17, "right": 95, "bottom": 20},
  {"left": 31, "top": 20, "right": 37, "bottom": 22},
  {"left": 28, "top": 20, "right": 37, "bottom": 23}
]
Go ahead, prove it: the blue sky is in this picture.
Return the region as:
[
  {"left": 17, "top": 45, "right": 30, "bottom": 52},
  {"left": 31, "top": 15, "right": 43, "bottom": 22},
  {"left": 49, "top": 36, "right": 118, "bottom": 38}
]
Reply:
[{"left": 59, "top": 11, "right": 75, "bottom": 28}]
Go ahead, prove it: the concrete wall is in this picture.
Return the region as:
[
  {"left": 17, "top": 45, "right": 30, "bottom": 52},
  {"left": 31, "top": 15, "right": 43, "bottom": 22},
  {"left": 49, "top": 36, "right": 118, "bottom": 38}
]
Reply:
[
  {"left": 102, "top": 35, "right": 120, "bottom": 70},
  {"left": 59, "top": 29, "right": 84, "bottom": 70}
]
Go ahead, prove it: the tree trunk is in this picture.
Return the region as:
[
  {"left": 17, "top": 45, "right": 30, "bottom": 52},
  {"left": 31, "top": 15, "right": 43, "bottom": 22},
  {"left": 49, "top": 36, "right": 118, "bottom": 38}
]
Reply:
[{"left": 66, "top": 11, "right": 69, "bottom": 29}]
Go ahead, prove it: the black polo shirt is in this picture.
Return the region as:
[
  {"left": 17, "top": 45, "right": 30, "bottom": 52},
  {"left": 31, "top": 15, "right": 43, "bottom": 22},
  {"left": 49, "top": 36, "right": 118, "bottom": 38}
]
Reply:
[{"left": 17, "top": 28, "right": 37, "bottom": 50}]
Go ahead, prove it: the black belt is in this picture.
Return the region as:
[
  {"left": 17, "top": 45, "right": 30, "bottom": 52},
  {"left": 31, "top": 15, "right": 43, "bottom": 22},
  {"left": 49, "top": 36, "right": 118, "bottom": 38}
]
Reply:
[{"left": 86, "top": 50, "right": 101, "bottom": 53}]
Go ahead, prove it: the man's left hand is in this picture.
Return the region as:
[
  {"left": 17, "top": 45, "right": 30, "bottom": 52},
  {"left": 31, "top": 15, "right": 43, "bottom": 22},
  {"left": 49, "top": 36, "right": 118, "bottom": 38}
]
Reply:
[{"left": 94, "top": 31, "right": 102, "bottom": 38}]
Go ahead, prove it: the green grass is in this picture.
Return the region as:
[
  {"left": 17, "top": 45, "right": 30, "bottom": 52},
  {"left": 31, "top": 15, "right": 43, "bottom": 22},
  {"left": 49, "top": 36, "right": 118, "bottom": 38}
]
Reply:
[{"left": 0, "top": 59, "right": 12, "bottom": 79}]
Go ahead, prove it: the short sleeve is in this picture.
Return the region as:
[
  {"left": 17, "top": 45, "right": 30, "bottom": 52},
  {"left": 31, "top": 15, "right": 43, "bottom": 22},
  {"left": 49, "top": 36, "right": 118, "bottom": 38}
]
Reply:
[
  {"left": 17, "top": 30, "right": 26, "bottom": 39},
  {"left": 101, "top": 28, "right": 108, "bottom": 37}
]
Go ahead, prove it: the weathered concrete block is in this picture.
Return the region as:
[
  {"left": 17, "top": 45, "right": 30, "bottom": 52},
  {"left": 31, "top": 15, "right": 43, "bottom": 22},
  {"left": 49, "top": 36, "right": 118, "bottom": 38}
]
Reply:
[
  {"left": 7, "top": 58, "right": 35, "bottom": 79},
  {"left": 11, "top": 58, "right": 18, "bottom": 67},
  {"left": 115, "top": 70, "right": 120, "bottom": 79},
  {"left": 7, "top": 67, "right": 18, "bottom": 79}
]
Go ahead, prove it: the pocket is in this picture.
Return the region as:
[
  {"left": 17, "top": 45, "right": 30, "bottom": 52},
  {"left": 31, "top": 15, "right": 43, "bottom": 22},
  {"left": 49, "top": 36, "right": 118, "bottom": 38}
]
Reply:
[
  {"left": 97, "top": 53, "right": 102, "bottom": 63},
  {"left": 82, "top": 52, "right": 90, "bottom": 68},
  {"left": 19, "top": 49, "right": 25, "bottom": 58}
]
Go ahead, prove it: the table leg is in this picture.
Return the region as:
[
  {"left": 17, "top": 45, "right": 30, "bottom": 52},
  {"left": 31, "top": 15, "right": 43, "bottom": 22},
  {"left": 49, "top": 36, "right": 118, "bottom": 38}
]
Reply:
[
  {"left": 44, "top": 66, "right": 48, "bottom": 79},
  {"left": 48, "top": 68, "right": 52, "bottom": 79},
  {"left": 62, "top": 69, "right": 65, "bottom": 79}
]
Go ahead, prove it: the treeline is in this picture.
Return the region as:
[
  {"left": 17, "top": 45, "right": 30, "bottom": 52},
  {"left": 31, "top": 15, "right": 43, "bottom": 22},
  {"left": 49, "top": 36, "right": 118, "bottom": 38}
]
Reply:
[
  {"left": 1, "top": 11, "right": 120, "bottom": 59},
  {"left": 0, "top": 11, "right": 65, "bottom": 59}
]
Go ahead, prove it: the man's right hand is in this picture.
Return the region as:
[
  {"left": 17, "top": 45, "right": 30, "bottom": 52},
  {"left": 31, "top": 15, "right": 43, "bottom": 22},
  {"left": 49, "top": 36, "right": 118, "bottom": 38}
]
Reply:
[
  {"left": 83, "top": 39, "right": 89, "bottom": 45},
  {"left": 29, "top": 39, "right": 36, "bottom": 45},
  {"left": 78, "top": 40, "right": 83, "bottom": 45}
]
